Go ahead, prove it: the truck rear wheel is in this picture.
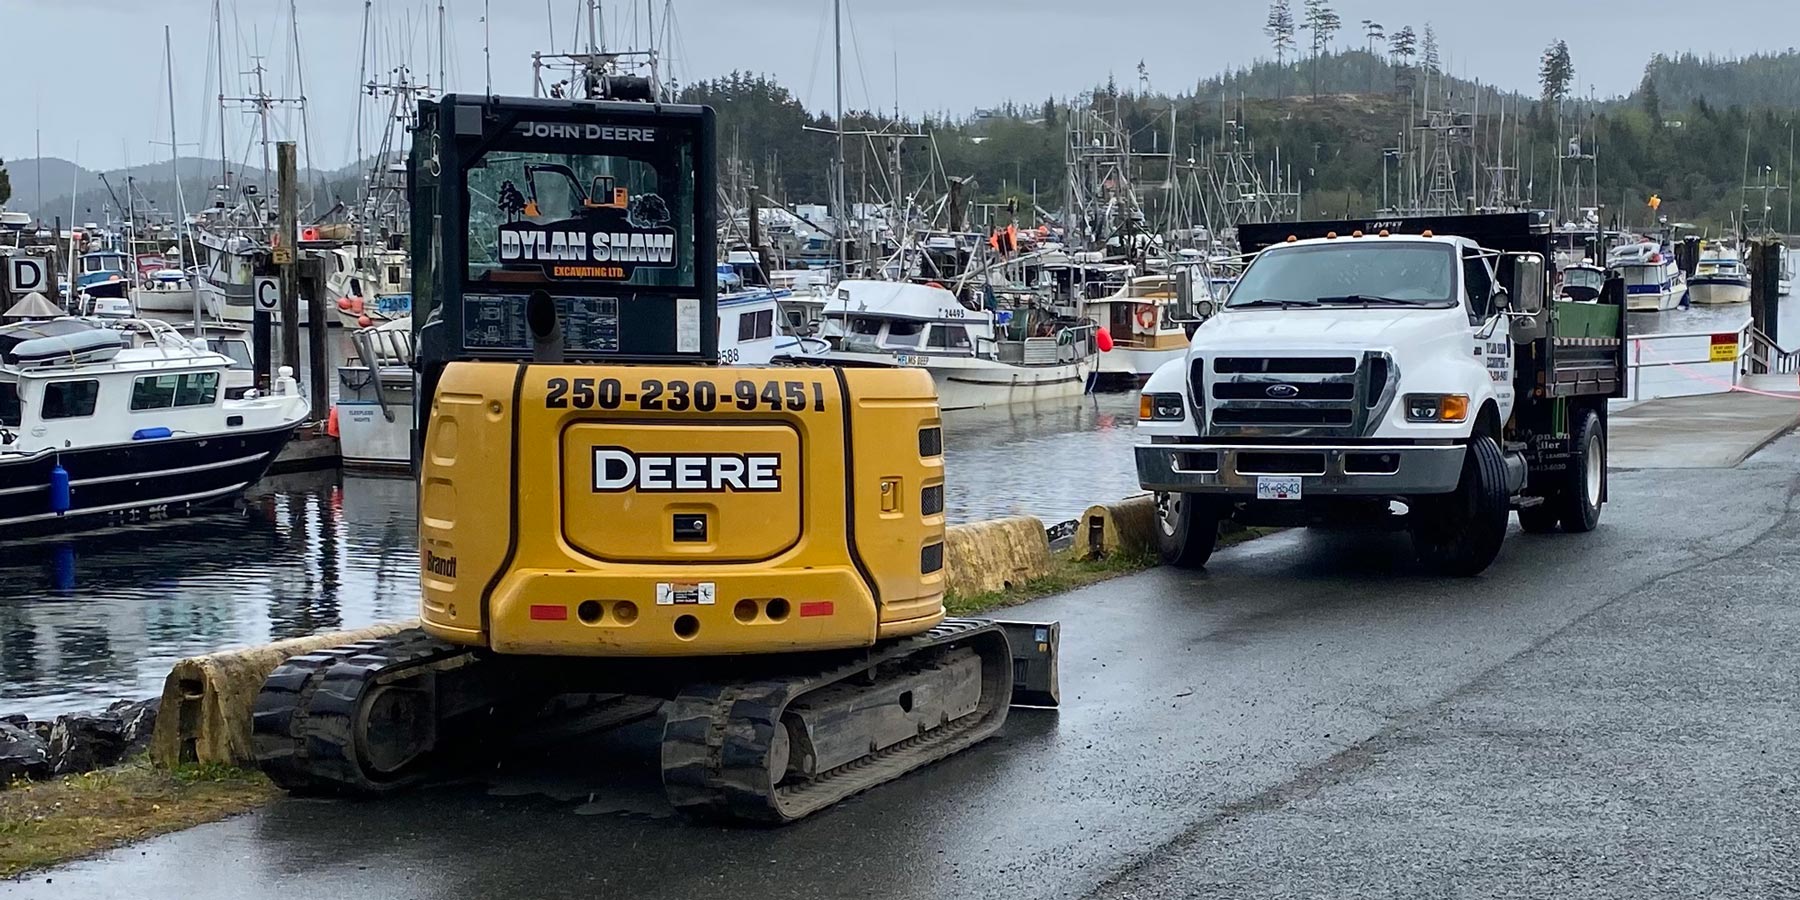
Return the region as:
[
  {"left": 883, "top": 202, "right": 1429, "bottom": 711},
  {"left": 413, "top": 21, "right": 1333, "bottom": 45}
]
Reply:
[
  {"left": 1552, "top": 408, "right": 1605, "bottom": 533},
  {"left": 1155, "top": 492, "right": 1219, "bottom": 569},
  {"left": 1411, "top": 435, "right": 1509, "bottom": 576}
]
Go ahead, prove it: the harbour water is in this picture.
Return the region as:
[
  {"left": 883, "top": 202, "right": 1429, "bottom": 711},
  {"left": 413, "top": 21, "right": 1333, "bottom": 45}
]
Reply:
[{"left": 0, "top": 392, "right": 1144, "bottom": 718}]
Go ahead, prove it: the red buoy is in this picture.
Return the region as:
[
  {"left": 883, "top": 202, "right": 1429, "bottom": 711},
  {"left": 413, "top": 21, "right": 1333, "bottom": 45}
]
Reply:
[
  {"left": 1096, "top": 326, "right": 1114, "bottom": 352},
  {"left": 336, "top": 296, "right": 353, "bottom": 310}
]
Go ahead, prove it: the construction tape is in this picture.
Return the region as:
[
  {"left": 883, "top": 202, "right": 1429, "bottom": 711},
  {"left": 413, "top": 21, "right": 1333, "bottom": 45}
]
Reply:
[{"left": 1631, "top": 337, "right": 1800, "bottom": 400}]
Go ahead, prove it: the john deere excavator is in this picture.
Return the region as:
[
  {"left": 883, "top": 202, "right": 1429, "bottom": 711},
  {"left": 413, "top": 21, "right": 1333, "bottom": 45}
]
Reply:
[{"left": 251, "top": 93, "right": 1060, "bottom": 823}]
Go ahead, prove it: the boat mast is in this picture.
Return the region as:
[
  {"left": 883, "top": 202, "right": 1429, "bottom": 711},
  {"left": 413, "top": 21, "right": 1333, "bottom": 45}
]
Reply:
[
  {"left": 166, "top": 24, "right": 205, "bottom": 336},
  {"left": 214, "top": 0, "right": 229, "bottom": 194},
  {"left": 834, "top": 0, "right": 846, "bottom": 278},
  {"left": 438, "top": 0, "right": 448, "bottom": 91}
]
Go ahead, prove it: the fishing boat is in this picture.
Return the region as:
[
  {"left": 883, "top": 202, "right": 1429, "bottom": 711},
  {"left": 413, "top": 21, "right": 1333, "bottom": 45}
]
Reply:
[
  {"left": 784, "top": 279, "right": 1096, "bottom": 411},
  {"left": 0, "top": 317, "right": 309, "bottom": 532},
  {"left": 323, "top": 245, "right": 412, "bottom": 328},
  {"left": 1087, "top": 274, "right": 1217, "bottom": 386},
  {"left": 1608, "top": 240, "right": 1687, "bottom": 311},
  {"left": 1688, "top": 242, "right": 1752, "bottom": 306},
  {"left": 130, "top": 266, "right": 202, "bottom": 314}
]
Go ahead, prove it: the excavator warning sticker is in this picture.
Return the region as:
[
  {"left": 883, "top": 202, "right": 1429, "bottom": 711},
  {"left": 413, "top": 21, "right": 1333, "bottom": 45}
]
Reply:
[{"left": 656, "top": 582, "right": 715, "bottom": 606}]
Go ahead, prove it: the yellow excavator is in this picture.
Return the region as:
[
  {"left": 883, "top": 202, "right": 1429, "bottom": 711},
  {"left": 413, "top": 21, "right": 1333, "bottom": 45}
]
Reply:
[{"left": 251, "top": 93, "right": 1059, "bottom": 823}]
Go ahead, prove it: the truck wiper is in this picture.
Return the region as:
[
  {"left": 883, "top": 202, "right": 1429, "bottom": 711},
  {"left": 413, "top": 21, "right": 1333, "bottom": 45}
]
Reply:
[
  {"left": 1317, "top": 294, "right": 1413, "bottom": 306},
  {"left": 1231, "top": 298, "right": 1321, "bottom": 309}
]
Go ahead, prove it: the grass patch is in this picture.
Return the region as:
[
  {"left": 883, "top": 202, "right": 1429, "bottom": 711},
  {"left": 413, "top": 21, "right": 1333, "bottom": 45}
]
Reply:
[
  {"left": 945, "top": 525, "right": 1280, "bottom": 616},
  {"left": 0, "top": 758, "right": 276, "bottom": 879}
]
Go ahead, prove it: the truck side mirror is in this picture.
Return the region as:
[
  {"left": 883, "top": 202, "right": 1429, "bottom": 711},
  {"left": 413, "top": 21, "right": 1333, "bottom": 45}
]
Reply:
[{"left": 1512, "top": 253, "right": 1546, "bottom": 316}]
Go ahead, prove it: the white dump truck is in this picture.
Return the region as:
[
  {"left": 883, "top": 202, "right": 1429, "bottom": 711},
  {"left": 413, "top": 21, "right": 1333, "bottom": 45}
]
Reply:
[{"left": 1135, "top": 212, "right": 1626, "bottom": 576}]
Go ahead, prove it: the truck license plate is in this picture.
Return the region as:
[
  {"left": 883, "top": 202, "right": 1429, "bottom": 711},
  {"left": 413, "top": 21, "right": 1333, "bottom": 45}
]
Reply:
[{"left": 1256, "top": 477, "right": 1302, "bottom": 501}]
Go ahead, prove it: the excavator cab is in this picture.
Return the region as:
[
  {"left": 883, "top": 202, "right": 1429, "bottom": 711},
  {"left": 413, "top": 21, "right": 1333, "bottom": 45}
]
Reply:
[{"left": 253, "top": 93, "right": 1059, "bottom": 823}]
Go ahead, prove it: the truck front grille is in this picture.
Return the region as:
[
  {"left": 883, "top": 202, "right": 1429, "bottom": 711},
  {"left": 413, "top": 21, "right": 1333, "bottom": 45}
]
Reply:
[{"left": 1203, "top": 353, "right": 1394, "bottom": 437}]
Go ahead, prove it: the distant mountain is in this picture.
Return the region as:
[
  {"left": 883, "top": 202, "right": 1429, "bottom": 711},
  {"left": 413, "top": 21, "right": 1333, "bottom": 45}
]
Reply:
[
  {"left": 3, "top": 155, "right": 378, "bottom": 227},
  {"left": 1630, "top": 51, "right": 1800, "bottom": 112}
]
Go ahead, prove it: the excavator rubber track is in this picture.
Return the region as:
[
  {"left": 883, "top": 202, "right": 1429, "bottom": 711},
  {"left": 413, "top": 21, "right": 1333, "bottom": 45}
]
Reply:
[
  {"left": 253, "top": 619, "right": 1044, "bottom": 822},
  {"left": 659, "top": 618, "right": 1016, "bottom": 823}
]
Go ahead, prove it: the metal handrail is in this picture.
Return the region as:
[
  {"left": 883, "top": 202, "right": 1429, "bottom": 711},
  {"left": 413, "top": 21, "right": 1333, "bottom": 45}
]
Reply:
[
  {"left": 1744, "top": 326, "right": 1799, "bottom": 376},
  {"left": 1624, "top": 322, "right": 1752, "bottom": 400}
]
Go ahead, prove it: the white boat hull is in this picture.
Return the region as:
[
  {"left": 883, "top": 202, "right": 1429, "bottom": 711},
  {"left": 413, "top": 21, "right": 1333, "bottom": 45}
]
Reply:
[
  {"left": 336, "top": 401, "right": 413, "bottom": 469},
  {"left": 791, "top": 350, "right": 1093, "bottom": 411},
  {"left": 130, "top": 286, "right": 200, "bottom": 314},
  {"left": 1688, "top": 279, "right": 1751, "bottom": 306},
  {"left": 1095, "top": 345, "right": 1186, "bottom": 383},
  {"left": 925, "top": 356, "right": 1093, "bottom": 411}
]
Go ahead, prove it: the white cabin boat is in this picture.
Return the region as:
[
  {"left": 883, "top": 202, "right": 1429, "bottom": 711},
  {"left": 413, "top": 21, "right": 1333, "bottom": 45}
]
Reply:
[
  {"left": 785, "top": 280, "right": 1096, "bottom": 411},
  {"left": 1608, "top": 241, "right": 1687, "bottom": 311},
  {"left": 322, "top": 245, "right": 411, "bottom": 328},
  {"left": 0, "top": 317, "right": 309, "bottom": 531},
  {"left": 130, "top": 266, "right": 202, "bottom": 314},
  {"left": 1688, "top": 243, "right": 1751, "bottom": 306},
  {"left": 1087, "top": 274, "right": 1217, "bottom": 385}
]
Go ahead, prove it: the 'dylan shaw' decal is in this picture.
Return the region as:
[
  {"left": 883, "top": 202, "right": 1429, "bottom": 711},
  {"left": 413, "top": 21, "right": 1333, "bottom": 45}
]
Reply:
[{"left": 494, "top": 162, "right": 678, "bottom": 281}]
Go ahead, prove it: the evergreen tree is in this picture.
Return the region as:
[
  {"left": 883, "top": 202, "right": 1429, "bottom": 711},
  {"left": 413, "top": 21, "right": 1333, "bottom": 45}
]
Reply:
[
  {"left": 1641, "top": 76, "right": 1663, "bottom": 125},
  {"left": 1265, "top": 0, "right": 1297, "bottom": 74},
  {"left": 1389, "top": 25, "right": 1418, "bottom": 96},
  {"left": 1540, "top": 40, "right": 1574, "bottom": 105},
  {"left": 1302, "top": 0, "right": 1342, "bottom": 98},
  {"left": 0, "top": 160, "right": 10, "bottom": 207},
  {"left": 1421, "top": 22, "right": 1441, "bottom": 73}
]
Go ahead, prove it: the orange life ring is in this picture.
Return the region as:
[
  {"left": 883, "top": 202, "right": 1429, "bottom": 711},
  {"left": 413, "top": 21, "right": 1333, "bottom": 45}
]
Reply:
[{"left": 1135, "top": 304, "right": 1158, "bottom": 329}]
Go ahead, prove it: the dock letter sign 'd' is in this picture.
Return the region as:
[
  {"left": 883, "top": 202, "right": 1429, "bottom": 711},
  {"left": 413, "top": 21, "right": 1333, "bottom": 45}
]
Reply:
[{"left": 592, "top": 448, "right": 782, "bottom": 493}]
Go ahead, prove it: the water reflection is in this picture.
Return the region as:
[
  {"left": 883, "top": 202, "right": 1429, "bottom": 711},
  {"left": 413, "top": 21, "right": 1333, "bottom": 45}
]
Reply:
[
  {"left": 0, "top": 473, "right": 421, "bottom": 718},
  {"left": 0, "top": 393, "right": 1144, "bottom": 718}
]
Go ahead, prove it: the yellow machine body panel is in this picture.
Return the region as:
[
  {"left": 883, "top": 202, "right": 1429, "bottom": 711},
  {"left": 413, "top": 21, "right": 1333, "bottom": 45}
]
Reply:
[{"left": 418, "top": 361, "right": 947, "bottom": 657}]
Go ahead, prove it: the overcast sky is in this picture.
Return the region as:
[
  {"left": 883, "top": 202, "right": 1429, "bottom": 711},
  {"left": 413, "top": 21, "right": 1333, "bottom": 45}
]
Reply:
[{"left": 4, "top": 0, "right": 1796, "bottom": 172}]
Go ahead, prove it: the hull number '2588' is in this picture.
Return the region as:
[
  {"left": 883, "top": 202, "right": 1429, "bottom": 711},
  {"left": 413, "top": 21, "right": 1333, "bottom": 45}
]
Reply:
[{"left": 546, "top": 377, "right": 826, "bottom": 413}]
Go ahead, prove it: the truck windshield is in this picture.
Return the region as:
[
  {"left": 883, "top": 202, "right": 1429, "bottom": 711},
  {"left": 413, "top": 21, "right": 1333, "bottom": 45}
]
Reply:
[{"left": 1228, "top": 243, "right": 1457, "bottom": 309}]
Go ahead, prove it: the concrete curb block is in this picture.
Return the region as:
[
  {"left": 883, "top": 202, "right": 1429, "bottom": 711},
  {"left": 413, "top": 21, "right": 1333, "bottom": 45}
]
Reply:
[
  {"left": 1080, "top": 493, "right": 1157, "bottom": 559},
  {"left": 149, "top": 621, "right": 418, "bottom": 769},
  {"left": 943, "top": 516, "right": 1055, "bottom": 598}
]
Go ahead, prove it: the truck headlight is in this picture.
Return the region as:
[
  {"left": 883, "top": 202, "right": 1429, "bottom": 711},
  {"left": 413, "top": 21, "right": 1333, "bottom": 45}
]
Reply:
[
  {"left": 1404, "top": 393, "right": 1470, "bottom": 423},
  {"left": 1139, "top": 392, "right": 1186, "bottom": 421}
]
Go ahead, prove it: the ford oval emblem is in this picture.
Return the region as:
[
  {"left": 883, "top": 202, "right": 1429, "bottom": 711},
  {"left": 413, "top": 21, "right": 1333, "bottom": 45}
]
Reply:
[{"left": 1265, "top": 384, "right": 1300, "bottom": 399}]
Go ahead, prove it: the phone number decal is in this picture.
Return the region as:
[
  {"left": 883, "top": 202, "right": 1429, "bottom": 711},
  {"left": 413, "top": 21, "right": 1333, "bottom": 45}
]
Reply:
[{"left": 545, "top": 377, "right": 826, "bottom": 413}]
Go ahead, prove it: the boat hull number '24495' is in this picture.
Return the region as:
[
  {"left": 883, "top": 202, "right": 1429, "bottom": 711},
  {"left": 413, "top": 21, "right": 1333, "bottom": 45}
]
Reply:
[{"left": 544, "top": 377, "right": 828, "bottom": 413}]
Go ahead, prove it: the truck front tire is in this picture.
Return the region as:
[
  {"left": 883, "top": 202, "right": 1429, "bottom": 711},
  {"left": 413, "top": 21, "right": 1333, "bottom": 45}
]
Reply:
[
  {"left": 1410, "top": 435, "right": 1510, "bottom": 576},
  {"left": 1156, "top": 492, "right": 1220, "bottom": 569}
]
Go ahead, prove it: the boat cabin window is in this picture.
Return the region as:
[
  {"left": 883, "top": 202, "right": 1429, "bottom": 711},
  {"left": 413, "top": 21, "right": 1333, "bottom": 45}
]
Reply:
[
  {"left": 0, "top": 382, "right": 18, "bottom": 428},
  {"left": 736, "top": 309, "right": 775, "bottom": 342},
  {"left": 214, "top": 340, "right": 253, "bottom": 370},
  {"left": 848, "top": 317, "right": 882, "bottom": 336},
  {"left": 41, "top": 380, "right": 100, "bottom": 419},
  {"left": 388, "top": 266, "right": 402, "bottom": 286},
  {"left": 884, "top": 320, "right": 924, "bottom": 348},
  {"left": 927, "top": 325, "right": 973, "bottom": 352},
  {"left": 131, "top": 371, "right": 220, "bottom": 411}
]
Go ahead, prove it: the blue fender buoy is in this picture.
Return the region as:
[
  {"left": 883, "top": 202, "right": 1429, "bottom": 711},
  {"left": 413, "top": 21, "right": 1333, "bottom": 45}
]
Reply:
[{"left": 49, "top": 463, "right": 70, "bottom": 515}]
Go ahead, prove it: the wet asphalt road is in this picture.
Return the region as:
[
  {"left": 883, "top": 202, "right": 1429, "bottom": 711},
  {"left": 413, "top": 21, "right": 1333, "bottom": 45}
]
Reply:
[{"left": 10, "top": 437, "right": 1800, "bottom": 899}]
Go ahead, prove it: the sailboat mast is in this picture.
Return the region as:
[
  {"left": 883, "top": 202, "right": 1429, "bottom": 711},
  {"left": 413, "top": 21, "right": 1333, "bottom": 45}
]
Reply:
[{"left": 834, "top": 0, "right": 845, "bottom": 276}]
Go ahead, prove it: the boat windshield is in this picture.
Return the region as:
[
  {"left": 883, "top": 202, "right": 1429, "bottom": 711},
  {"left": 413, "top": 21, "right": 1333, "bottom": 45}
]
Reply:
[
  {"left": 1563, "top": 267, "right": 1605, "bottom": 290},
  {"left": 1229, "top": 243, "right": 1458, "bottom": 309}
]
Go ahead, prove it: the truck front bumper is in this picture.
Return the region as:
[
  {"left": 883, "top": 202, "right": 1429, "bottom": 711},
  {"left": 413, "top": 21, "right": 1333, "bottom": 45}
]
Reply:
[{"left": 1135, "top": 442, "right": 1467, "bottom": 497}]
